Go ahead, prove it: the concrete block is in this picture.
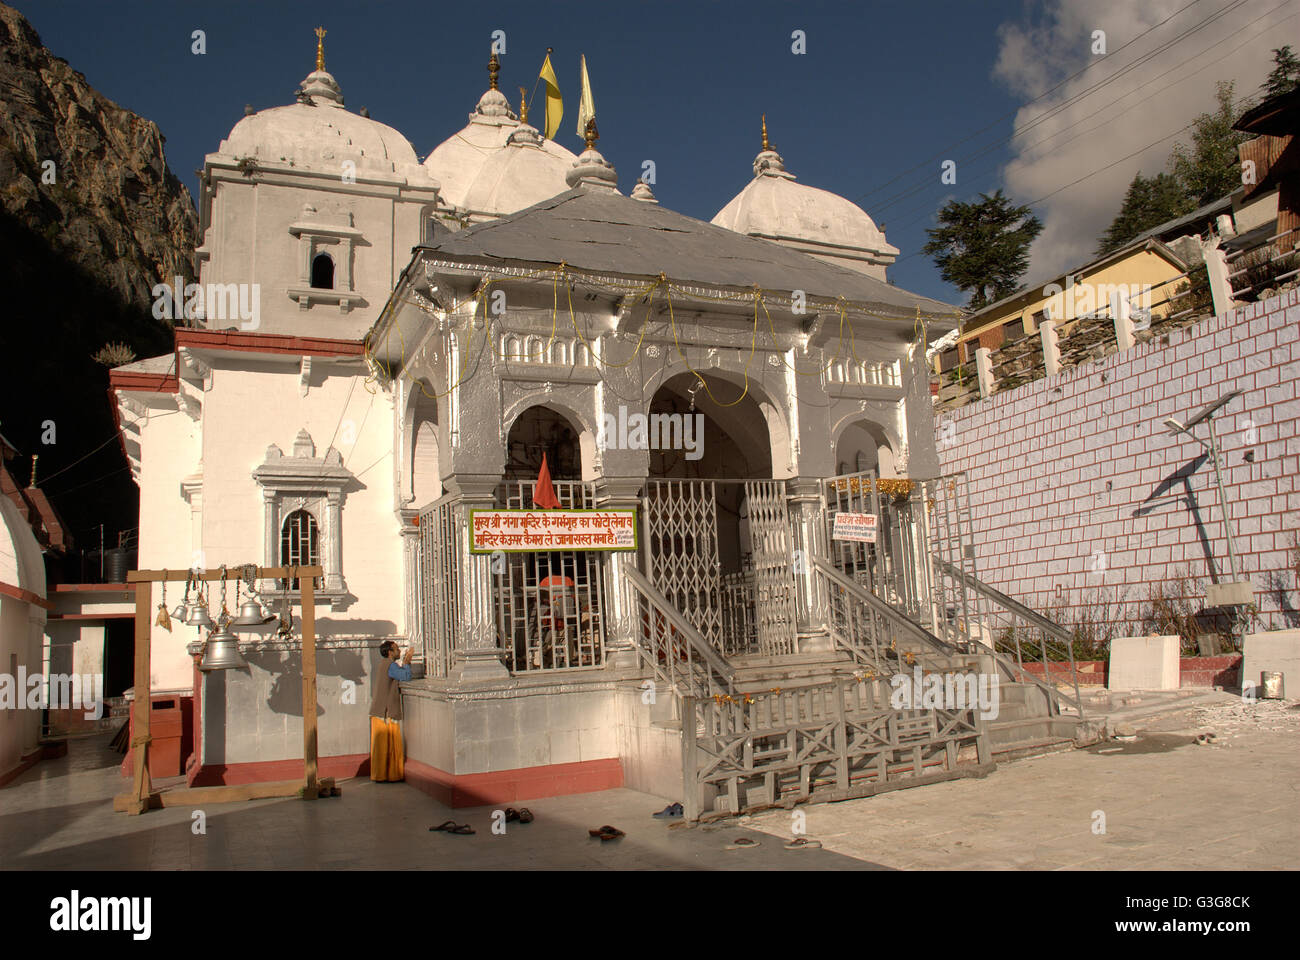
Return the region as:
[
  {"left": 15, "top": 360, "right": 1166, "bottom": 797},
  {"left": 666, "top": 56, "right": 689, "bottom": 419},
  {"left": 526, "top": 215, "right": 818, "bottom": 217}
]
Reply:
[
  {"left": 1242, "top": 629, "right": 1300, "bottom": 697},
  {"left": 1109, "top": 635, "right": 1180, "bottom": 691}
]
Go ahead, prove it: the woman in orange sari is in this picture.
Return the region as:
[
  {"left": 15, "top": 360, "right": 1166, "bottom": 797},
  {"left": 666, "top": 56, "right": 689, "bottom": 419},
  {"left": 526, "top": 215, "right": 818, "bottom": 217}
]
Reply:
[{"left": 369, "top": 640, "right": 412, "bottom": 781}]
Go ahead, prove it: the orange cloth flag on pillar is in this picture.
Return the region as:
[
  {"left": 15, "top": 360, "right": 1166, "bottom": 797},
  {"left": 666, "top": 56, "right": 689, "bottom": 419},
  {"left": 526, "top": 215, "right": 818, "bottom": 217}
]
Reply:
[{"left": 533, "top": 452, "right": 561, "bottom": 509}]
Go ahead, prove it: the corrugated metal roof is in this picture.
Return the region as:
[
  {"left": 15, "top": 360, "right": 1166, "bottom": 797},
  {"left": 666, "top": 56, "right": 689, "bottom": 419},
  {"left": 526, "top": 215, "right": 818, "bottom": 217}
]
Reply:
[{"left": 420, "top": 187, "right": 958, "bottom": 319}]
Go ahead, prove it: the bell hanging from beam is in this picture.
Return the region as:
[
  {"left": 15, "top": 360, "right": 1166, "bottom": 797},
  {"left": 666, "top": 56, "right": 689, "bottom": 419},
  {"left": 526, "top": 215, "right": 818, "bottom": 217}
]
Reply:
[
  {"left": 199, "top": 624, "right": 248, "bottom": 672},
  {"left": 231, "top": 598, "right": 276, "bottom": 627},
  {"left": 185, "top": 601, "right": 214, "bottom": 629}
]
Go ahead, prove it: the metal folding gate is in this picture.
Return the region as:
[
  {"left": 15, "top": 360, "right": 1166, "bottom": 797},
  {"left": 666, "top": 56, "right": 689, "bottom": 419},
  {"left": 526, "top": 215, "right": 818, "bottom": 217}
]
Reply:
[
  {"left": 822, "top": 470, "right": 927, "bottom": 623},
  {"left": 643, "top": 479, "right": 797, "bottom": 657}
]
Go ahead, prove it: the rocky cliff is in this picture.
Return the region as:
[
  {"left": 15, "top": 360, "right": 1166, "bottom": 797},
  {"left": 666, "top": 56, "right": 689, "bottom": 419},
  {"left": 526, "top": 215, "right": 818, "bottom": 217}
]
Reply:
[
  {"left": 0, "top": 2, "right": 197, "bottom": 562},
  {"left": 0, "top": 1, "right": 198, "bottom": 308}
]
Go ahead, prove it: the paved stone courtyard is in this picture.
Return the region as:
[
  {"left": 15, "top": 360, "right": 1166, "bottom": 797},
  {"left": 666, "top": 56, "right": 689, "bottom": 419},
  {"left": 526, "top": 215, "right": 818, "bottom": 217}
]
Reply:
[{"left": 2, "top": 692, "right": 1296, "bottom": 870}]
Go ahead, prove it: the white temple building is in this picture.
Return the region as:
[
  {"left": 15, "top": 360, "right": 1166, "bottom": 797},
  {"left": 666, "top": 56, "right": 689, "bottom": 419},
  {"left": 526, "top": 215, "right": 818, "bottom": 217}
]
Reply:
[{"left": 107, "top": 43, "right": 1067, "bottom": 816}]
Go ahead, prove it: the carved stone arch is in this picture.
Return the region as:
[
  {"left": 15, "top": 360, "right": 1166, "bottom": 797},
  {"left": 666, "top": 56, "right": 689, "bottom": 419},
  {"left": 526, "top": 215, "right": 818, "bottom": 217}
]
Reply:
[
  {"left": 830, "top": 412, "right": 901, "bottom": 478},
  {"left": 502, "top": 397, "right": 598, "bottom": 481}
]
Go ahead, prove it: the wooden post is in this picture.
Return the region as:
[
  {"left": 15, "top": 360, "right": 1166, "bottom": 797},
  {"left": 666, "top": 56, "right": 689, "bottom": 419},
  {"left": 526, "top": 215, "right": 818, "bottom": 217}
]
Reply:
[
  {"left": 300, "top": 571, "right": 319, "bottom": 797},
  {"left": 129, "top": 580, "right": 154, "bottom": 814},
  {"left": 116, "top": 565, "right": 323, "bottom": 814}
]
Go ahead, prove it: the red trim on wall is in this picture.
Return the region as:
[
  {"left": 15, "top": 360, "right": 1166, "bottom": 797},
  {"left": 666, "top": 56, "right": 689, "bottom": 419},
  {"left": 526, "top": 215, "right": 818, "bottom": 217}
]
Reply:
[
  {"left": 0, "top": 581, "right": 52, "bottom": 610},
  {"left": 175, "top": 328, "right": 365, "bottom": 358},
  {"left": 404, "top": 757, "right": 624, "bottom": 808},
  {"left": 182, "top": 753, "right": 624, "bottom": 806},
  {"left": 1019, "top": 654, "right": 1243, "bottom": 688},
  {"left": 108, "top": 371, "right": 180, "bottom": 393},
  {"left": 188, "top": 753, "right": 370, "bottom": 787},
  {"left": 0, "top": 743, "right": 66, "bottom": 789}
]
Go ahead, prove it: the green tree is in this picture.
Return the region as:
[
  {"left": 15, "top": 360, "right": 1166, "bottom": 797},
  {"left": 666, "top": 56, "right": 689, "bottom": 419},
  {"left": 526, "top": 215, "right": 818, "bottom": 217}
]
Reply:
[
  {"left": 1096, "top": 171, "right": 1190, "bottom": 256},
  {"left": 923, "top": 190, "right": 1043, "bottom": 310},
  {"left": 1169, "top": 80, "right": 1253, "bottom": 208},
  {"left": 1262, "top": 45, "right": 1300, "bottom": 98}
]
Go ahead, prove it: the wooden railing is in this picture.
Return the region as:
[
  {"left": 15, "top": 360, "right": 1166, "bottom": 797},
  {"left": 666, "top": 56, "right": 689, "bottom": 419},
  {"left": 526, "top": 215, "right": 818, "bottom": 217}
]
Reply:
[{"left": 682, "top": 677, "right": 992, "bottom": 820}]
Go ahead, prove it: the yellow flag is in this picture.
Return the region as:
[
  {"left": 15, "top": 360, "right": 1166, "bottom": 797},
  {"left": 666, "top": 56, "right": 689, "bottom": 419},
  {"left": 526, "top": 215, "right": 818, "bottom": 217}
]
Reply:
[
  {"left": 576, "top": 54, "right": 595, "bottom": 140},
  {"left": 539, "top": 53, "right": 562, "bottom": 140}
]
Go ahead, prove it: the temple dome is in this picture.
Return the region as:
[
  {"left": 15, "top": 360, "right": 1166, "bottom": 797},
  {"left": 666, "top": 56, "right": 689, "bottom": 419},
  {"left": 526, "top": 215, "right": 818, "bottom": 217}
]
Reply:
[
  {"left": 217, "top": 68, "right": 424, "bottom": 178},
  {"left": 424, "top": 63, "right": 577, "bottom": 220},
  {"left": 712, "top": 122, "right": 899, "bottom": 279}
]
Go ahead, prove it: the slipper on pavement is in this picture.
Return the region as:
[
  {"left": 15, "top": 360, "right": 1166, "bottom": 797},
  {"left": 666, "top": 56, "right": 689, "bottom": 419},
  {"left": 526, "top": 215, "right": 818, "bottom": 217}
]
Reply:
[
  {"left": 652, "top": 802, "right": 683, "bottom": 819},
  {"left": 588, "top": 825, "right": 625, "bottom": 841},
  {"left": 784, "top": 837, "right": 822, "bottom": 849},
  {"left": 504, "top": 807, "right": 521, "bottom": 822},
  {"left": 725, "top": 837, "right": 760, "bottom": 850},
  {"left": 449, "top": 823, "right": 475, "bottom": 835},
  {"left": 429, "top": 820, "right": 458, "bottom": 833},
  {"left": 518, "top": 808, "right": 534, "bottom": 823}
]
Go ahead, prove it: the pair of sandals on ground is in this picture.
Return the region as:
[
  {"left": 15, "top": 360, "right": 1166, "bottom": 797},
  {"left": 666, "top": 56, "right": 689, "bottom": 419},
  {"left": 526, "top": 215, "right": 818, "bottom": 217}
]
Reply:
[{"left": 430, "top": 807, "right": 534, "bottom": 835}]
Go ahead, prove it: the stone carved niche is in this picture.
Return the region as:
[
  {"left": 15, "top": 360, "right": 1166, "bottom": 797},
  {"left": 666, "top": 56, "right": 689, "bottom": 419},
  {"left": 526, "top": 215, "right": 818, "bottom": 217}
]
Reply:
[{"left": 252, "top": 428, "right": 352, "bottom": 605}]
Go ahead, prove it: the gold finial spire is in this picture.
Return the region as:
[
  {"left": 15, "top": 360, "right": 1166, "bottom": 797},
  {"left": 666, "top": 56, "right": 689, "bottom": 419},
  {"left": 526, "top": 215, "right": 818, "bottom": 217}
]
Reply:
[
  {"left": 488, "top": 50, "right": 500, "bottom": 90},
  {"left": 583, "top": 117, "right": 598, "bottom": 149},
  {"left": 314, "top": 26, "right": 326, "bottom": 71},
  {"left": 761, "top": 114, "right": 770, "bottom": 152},
  {"left": 518, "top": 86, "right": 528, "bottom": 123}
]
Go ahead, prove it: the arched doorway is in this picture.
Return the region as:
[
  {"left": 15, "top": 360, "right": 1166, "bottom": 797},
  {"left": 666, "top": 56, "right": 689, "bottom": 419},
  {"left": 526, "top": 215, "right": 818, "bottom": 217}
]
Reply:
[
  {"left": 835, "top": 419, "right": 897, "bottom": 477},
  {"left": 643, "top": 373, "right": 796, "bottom": 657},
  {"left": 496, "top": 404, "right": 603, "bottom": 672}
]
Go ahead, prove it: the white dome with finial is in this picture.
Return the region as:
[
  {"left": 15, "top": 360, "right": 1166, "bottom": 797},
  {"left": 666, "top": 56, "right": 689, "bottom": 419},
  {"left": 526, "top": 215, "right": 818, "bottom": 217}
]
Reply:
[
  {"left": 712, "top": 116, "right": 898, "bottom": 279},
  {"left": 217, "top": 57, "right": 424, "bottom": 179},
  {"left": 565, "top": 118, "right": 618, "bottom": 192},
  {"left": 425, "top": 52, "right": 577, "bottom": 220}
]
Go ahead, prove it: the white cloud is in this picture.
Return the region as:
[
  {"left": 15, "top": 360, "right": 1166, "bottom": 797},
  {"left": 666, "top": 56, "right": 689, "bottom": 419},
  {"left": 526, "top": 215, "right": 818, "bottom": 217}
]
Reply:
[{"left": 992, "top": 0, "right": 1294, "bottom": 285}]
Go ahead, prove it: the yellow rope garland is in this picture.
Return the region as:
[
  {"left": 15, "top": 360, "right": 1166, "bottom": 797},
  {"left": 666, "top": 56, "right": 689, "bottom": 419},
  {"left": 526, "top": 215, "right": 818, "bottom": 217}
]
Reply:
[{"left": 363, "top": 262, "right": 960, "bottom": 406}]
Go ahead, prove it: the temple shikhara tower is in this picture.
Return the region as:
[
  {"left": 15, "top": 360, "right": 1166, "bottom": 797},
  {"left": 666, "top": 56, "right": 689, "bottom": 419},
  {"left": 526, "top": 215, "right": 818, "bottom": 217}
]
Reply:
[{"left": 109, "top": 32, "right": 1082, "bottom": 816}]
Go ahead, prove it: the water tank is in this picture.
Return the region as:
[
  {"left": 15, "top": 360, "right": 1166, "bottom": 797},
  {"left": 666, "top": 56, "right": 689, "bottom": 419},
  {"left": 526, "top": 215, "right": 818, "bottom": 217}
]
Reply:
[{"left": 104, "top": 547, "right": 130, "bottom": 584}]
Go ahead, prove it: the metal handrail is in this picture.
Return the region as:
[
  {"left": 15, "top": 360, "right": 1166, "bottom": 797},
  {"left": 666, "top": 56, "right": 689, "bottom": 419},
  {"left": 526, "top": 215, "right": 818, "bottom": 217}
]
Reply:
[
  {"left": 932, "top": 556, "right": 1084, "bottom": 717},
  {"left": 622, "top": 565, "right": 737, "bottom": 698},
  {"left": 812, "top": 557, "right": 966, "bottom": 673}
]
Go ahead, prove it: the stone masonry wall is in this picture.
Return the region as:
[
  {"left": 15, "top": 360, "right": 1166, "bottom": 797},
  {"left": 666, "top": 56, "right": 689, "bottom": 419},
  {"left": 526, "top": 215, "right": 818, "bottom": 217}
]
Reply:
[{"left": 936, "top": 290, "right": 1300, "bottom": 641}]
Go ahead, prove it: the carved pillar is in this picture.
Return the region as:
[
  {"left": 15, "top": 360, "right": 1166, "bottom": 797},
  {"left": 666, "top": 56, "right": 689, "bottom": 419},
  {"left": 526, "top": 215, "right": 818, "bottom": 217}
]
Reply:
[
  {"left": 787, "top": 476, "right": 831, "bottom": 652},
  {"left": 595, "top": 476, "right": 645, "bottom": 670},
  {"left": 325, "top": 491, "right": 344, "bottom": 593},
  {"left": 445, "top": 477, "right": 509, "bottom": 682},
  {"left": 399, "top": 507, "right": 421, "bottom": 658}
]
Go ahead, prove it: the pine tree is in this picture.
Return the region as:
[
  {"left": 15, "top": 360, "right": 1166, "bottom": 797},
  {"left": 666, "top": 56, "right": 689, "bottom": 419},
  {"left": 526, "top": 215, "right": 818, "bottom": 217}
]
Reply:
[
  {"left": 1169, "top": 80, "right": 1253, "bottom": 209},
  {"left": 1262, "top": 45, "right": 1300, "bottom": 98},
  {"left": 922, "top": 190, "right": 1043, "bottom": 310},
  {"left": 1096, "top": 171, "right": 1191, "bottom": 256}
]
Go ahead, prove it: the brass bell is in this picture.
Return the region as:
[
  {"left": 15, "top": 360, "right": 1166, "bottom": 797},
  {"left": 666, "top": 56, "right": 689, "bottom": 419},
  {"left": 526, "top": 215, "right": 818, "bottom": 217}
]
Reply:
[
  {"left": 199, "top": 625, "right": 247, "bottom": 671},
  {"left": 170, "top": 602, "right": 187, "bottom": 621},
  {"left": 231, "top": 598, "right": 276, "bottom": 627}
]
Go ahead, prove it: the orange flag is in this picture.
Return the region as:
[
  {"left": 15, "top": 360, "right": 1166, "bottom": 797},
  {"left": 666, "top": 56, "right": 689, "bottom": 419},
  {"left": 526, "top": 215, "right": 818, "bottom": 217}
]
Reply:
[{"left": 533, "top": 452, "right": 561, "bottom": 509}]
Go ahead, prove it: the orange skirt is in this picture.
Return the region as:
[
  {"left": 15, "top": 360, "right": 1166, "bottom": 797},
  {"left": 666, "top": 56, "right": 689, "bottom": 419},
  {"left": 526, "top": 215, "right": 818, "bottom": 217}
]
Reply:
[{"left": 369, "top": 716, "right": 405, "bottom": 782}]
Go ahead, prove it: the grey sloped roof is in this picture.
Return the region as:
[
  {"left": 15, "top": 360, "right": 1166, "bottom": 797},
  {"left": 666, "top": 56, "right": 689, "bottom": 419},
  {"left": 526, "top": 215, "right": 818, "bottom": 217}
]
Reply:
[{"left": 420, "top": 187, "right": 957, "bottom": 319}]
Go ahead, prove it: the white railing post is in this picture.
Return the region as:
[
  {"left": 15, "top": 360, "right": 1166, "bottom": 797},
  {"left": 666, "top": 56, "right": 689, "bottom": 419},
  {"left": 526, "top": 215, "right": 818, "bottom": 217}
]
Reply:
[
  {"left": 1039, "top": 319, "right": 1061, "bottom": 376},
  {"left": 1203, "top": 236, "right": 1236, "bottom": 317},
  {"left": 975, "top": 346, "right": 995, "bottom": 398},
  {"left": 1110, "top": 290, "right": 1134, "bottom": 352}
]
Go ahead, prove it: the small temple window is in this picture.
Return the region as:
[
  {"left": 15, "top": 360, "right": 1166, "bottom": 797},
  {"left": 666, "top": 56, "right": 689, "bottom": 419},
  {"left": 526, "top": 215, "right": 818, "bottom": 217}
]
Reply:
[
  {"left": 280, "top": 509, "right": 321, "bottom": 588},
  {"left": 311, "top": 253, "right": 335, "bottom": 290}
]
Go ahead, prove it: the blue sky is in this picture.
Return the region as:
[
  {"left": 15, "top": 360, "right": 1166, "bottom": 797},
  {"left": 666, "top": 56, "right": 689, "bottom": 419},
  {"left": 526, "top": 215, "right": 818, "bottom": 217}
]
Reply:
[{"left": 16, "top": 0, "right": 1289, "bottom": 304}]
